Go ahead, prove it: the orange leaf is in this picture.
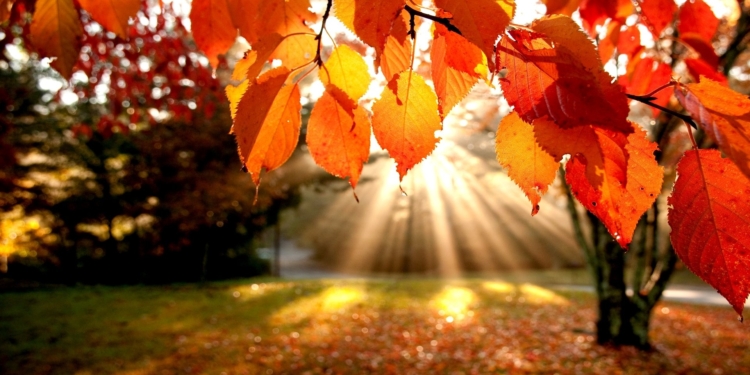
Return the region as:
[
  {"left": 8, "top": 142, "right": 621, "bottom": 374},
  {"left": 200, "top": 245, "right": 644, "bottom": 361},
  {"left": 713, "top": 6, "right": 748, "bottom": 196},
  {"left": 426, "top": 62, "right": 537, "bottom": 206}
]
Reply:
[
  {"left": 564, "top": 124, "right": 662, "bottom": 248},
  {"left": 639, "top": 0, "right": 677, "bottom": 38},
  {"left": 597, "top": 19, "right": 621, "bottom": 62},
  {"left": 379, "top": 9, "right": 412, "bottom": 82},
  {"left": 543, "top": 0, "right": 580, "bottom": 16},
  {"left": 78, "top": 0, "right": 139, "bottom": 39},
  {"left": 533, "top": 117, "right": 625, "bottom": 191},
  {"left": 256, "top": 0, "right": 317, "bottom": 68},
  {"left": 495, "top": 113, "right": 558, "bottom": 216},
  {"left": 621, "top": 57, "right": 672, "bottom": 117},
  {"left": 190, "top": 0, "right": 237, "bottom": 68},
  {"left": 333, "top": 0, "right": 405, "bottom": 53},
  {"left": 232, "top": 67, "right": 301, "bottom": 184},
  {"left": 678, "top": 0, "right": 719, "bottom": 44},
  {"left": 431, "top": 24, "right": 487, "bottom": 118},
  {"left": 29, "top": 0, "right": 83, "bottom": 79},
  {"left": 320, "top": 45, "right": 371, "bottom": 102},
  {"left": 617, "top": 24, "right": 640, "bottom": 57},
  {"left": 226, "top": 34, "right": 286, "bottom": 117},
  {"left": 675, "top": 79, "right": 750, "bottom": 180},
  {"left": 497, "top": 26, "right": 630, "bottom": 133},
  {"left": 372, "top": 71, "right": 442, "bottom": 180},
  {"left": 227, "top": 0, "right": 260, "bottom": 43},
  {"left": 307, "top": 89, "right": 371, "bottom": 188},
  {"left": 669, "top": 149, "right": 750, "bottom": 317},
  {"left": 434, "top": 0, "right": 514, "bottom": 70}
]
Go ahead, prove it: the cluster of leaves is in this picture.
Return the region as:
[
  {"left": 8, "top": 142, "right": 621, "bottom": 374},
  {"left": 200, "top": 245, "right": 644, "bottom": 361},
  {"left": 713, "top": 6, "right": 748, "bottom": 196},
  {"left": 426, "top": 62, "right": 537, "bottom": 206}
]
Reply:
[{"left": 5, "top": 0, "right": 750, "bottom": 315}]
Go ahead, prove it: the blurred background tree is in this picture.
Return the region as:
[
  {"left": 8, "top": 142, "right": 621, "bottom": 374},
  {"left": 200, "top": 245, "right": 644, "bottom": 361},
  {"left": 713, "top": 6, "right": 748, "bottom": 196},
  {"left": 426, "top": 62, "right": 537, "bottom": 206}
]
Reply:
[{"left": 0, "top": 3, "right": 302, "bottom": 284}]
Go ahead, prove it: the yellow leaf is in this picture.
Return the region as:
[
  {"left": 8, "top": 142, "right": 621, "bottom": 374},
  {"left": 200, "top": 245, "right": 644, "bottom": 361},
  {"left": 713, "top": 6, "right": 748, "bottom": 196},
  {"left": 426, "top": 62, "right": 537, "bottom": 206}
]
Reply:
[
  {"left": 319, "top": 45, "right": 371, "bottom": 102},
  {"left": 372, "top": 71, "right": 442, "bottom": 180}
]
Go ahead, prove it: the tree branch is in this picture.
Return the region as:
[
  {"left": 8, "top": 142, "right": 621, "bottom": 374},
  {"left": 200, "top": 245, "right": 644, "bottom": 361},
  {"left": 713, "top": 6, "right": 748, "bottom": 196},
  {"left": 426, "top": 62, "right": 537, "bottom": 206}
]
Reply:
[
  {"left": 314, "top": 0, "right": 334, "bottom": 66},
  {"left": 404, "top": 5, "right": 461, "bottom": 35}
]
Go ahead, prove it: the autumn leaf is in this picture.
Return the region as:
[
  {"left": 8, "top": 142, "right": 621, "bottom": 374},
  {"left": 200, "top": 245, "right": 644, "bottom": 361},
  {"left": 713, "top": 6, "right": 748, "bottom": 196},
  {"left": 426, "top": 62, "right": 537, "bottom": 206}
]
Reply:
[
  {"left": 639, "top": 0, "right": 677, "bottom": 38},
  {"left": 543, "top": 0, "right": 580, "bottom": 16},
  {"left": 29, "top": 0, "right": 83, "bottom": 79},
  {"left": 678, "top": 0, "right": 719, "bottom": 44},
  {"left": 256, "top": 0, "right": 317, "bottom": 68},
  {"left": 78, "top": 0, "right": 140, "bottom": 39},
  {"left": 320, "top": 45, "right": 371, "bottom": 102},
  {"left": 227, "top": 0, "right": 260, "bottom": 43},
  {"left": 372, "top": 71, "right": 442, "bottom": 180},
  {"left": 669, "top": 149, "right": 750, "bottom": 317},
  {"left": 431, "top": 24, "right": 487, "bottom": 118},
  {"left": 307, "top": 89, "right": 371, "bottom": 189},
  {"left": 674, "top": 79, "right": 750, "bottom": 180},
  {"left": 333, "top": 0, "right": 405, "bottom": 54},
  {"left": 379, "top": 9, "right": 412, "bottom": 82},
  {"left": 190, "top": 0, "right": 236, "bottom": 68},
  {"left": 578, "top": 0, "right": 618, "bottom": 36},
  {"left": 434, "top": 0, "right": 514, "bottom": 70},
  {"left": 565, "top": 124, "right": 662, "bottom": 248},
  {"left": 495, "top": 113, "right": 558, "bottom": 216},
  {"left": 684, "top": 58, "right": 728, "bottom": 86},
  {"left": 621, "top": 57, "right": 672, "bottom": 117},
  {"left": 497, "top": 26, "right": 631, "bottom": 133},
  {"left": 680, "top": 33, "right": 719, "bottom": 68},
  {"left": 232, "top": 67, "right": 301, "bottom": 184}
]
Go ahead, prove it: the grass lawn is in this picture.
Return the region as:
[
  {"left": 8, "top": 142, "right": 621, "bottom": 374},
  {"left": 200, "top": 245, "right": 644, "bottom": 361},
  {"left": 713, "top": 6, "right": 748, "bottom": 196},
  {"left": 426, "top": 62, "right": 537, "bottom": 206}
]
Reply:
[{"left": 1, "top": 278, "right": 748, "bottom": 374}]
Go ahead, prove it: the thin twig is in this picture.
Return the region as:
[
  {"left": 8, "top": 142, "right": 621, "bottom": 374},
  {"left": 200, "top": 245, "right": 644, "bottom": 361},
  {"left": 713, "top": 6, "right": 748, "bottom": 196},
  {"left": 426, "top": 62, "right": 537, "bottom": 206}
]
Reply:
[
  {"left": 404, "top": 4, "right": 461, "bottom": 35},
  {"left": 314, "top": 0, "right": 334, "bottom": 67},
  {"left": 626, "top": 93, "right": 698, "bottom": 129}
]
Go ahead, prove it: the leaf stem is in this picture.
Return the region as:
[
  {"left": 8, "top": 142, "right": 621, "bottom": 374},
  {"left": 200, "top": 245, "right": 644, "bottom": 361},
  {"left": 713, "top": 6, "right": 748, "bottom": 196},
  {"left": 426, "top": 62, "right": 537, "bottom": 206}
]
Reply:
[{"left": 404, "top": 4, "right": 461, "bottom": 35}]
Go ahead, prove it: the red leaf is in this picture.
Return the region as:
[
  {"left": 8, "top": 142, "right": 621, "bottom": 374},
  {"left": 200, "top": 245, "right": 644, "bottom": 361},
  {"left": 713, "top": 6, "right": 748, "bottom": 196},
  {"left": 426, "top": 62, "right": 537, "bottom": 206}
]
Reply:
[
  {"left": 621, "top": 57, "right": 672, "bottom": 117},
  {"left": 669, "top": 149, "right": 750, "bottom": 317},
  {"left": 497, "top": 23, "right": 630, "bottom": 133},
  {"left": 639, "top": 0, "right": 677, "bottom": 38},
  {"left": 684, "top": 58, "right": 728, "bottom": 86},
  {"left": 678, "top": 0, "right": 719, "bottom": 44}
]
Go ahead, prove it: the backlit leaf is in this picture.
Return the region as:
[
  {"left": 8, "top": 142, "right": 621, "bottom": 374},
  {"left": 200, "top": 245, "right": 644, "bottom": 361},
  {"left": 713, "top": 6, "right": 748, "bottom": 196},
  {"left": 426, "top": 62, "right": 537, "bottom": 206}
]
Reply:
[
  {"left": 564, "top": 124, "right": 662, "bottom": 248},
  {"left": 434, "top": 0, "right": 515, "bottom": 69},
  {"left": 497, "top": 27, "right": 630, "bottom": 133},
  {"left": 333, "top": 0, "right": 405, "bottom": 53},
  {"left": 227, "top": 0, "right": 260, "bottom": 43},
  {"left": 190, "top": 0, "right": 237, "bottom": 68},
  {"left": 372, "top": 71, "right": 442, "bottom": 180},
  {"left": 232, "top": 67, "right": 301, "bottom": 184},
  {"left": 379, "top": 9, "right": 412, "bottom": 82},
  {"left": 256, "top": 0, "right": 317, "bottom": 68},
  {"left": 307, "top": 89, "right": 371, "bottom": 188},
  {"left": 674, "top": 79, "right": 750, "bottom": 180},
  {"left": 320, "top": 45, "right": 371, "bottom": 102},
  {"left": 29, "top": 0, "right": 83, "bottom": 79},
  {"left": 78, "top": 0, "right": 139, "bottom": 39},
  {"left": 621, "top": 57, "right": 672, "bottom": 117},
  {"left": 495, "top": 113, "right": 558, "bottom": 216},
  {"left": 680, "top": 33, "right": 719, "bottom": 68},
  {"left": 684, "top": 58, "right": 728, "bottom": 86},
  {"left": 678, "top": 0, "right": 719, "bottom": 43},
  {"left": 639, "top": 0, "right": 677, "bottom": 38},
  {"left": 431, "top": 24, "right": 487, "bottom": 118},
  {"left": 543, "top": 0, "right": 580, "bottom": 16},
  {"left": 669, "top": 149, "right": 750, "bottom": 317}
]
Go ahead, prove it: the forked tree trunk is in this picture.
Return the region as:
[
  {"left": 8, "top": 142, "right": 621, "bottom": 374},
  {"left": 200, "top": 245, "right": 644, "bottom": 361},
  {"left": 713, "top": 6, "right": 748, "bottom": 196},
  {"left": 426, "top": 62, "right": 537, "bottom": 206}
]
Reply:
[{"left": 565, "top": 180, "right": 678, "bottom": 350}]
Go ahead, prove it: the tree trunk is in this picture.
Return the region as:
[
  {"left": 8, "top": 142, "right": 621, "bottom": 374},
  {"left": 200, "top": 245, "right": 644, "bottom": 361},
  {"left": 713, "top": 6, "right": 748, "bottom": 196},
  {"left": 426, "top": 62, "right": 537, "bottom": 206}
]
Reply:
[{"left": 563, "top": 176, "right": 677, "bottom": 350}]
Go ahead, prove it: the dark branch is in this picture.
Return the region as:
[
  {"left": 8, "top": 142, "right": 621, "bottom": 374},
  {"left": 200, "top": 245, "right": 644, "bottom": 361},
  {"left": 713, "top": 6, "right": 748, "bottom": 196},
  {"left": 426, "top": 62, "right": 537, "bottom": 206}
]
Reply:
[
  {"left": 404, "top": 5, "right": 461, "bottom": 35},
  {"left": 314, "top": 0, "right": 334, "bottom": 66},
  {"left": 626, "top": 93, "right": 698, "bottom": 129}
]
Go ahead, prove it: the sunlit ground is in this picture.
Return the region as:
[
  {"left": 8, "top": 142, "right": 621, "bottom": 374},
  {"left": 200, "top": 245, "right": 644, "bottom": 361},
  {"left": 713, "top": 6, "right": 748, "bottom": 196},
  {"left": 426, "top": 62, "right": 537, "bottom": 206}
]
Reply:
[{"left": 1, "top": 279, "right": 747, "bottom": 375}]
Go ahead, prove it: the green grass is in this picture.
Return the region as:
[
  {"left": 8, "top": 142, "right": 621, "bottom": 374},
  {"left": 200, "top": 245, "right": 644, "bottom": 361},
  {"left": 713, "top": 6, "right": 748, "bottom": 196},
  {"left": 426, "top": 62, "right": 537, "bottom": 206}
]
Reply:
[{"left": 1, "top": 278, "right": 747, "bottom": 374}]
